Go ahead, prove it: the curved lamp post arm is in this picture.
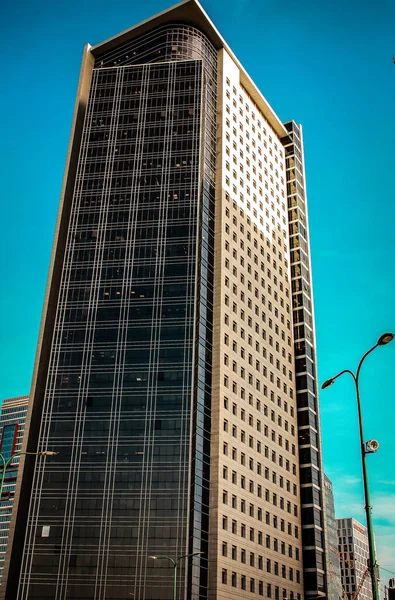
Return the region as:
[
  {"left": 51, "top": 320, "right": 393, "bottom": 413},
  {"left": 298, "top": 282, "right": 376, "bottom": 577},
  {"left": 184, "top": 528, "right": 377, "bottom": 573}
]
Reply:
[
  {"left": 175, "top": 552, "right": 203, "bottom": 566},
  {"left": 148, "top": 552, "right": 203, "bottom": 600},
  {"left": 0, "top": 450, "right": 57, "bottom": 501},
  {"left": 355, "top": 343, "right": 378, "bottom": 383},
  {"left": 321, "top": 369, "right": 356, "bottom": 390}
]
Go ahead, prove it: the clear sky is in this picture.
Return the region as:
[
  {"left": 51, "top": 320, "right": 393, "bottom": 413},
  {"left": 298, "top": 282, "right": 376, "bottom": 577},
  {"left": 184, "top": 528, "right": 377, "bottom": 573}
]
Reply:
[{"left": 1, "top": 0, "right": 394, "bottom": 591}]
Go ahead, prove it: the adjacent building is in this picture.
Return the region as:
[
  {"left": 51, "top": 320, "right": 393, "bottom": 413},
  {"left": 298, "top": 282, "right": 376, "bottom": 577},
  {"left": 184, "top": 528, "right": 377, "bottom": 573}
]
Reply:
[
  {"left": 337, "top": 518, "right": 371, "bottom": 600},
  {"left": 323, "top": 475, "right": 342, "bottom": 600},
  {"left": 3, "top": 2, "right": 328, "bottom": 599},
  {"left": 0, "top": 396, "right": 29, "bottom": 582}
]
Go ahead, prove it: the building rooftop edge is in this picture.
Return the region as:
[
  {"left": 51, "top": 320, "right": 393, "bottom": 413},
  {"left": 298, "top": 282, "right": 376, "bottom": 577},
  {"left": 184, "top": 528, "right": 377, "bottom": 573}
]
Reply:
[
  {"left": 1, "top": 395, "right": 30, "bottom": 406},
  {"left": 90, "top": 0, "right": 288, "bottom": 138},
  {"left": 336, "top": 517, "right": 368, "bottom": 529}
]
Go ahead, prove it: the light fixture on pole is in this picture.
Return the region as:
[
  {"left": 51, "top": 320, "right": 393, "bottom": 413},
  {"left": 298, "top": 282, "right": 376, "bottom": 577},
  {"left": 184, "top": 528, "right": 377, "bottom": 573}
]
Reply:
[
  {"left": 321, "top": 332, "right": 394, "bottom": 600},
  {"left": 148, "top": 552, "right": 204, "bottom": 600},
  {"left": 0, "top": 450, "right": 58, "bottom": 501}
]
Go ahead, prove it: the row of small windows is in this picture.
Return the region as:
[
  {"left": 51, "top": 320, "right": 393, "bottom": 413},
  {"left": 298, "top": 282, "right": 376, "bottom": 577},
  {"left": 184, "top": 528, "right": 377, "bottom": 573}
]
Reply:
[
  {"left": 224, "top": 192, "right": 288, "bottom": 257},
  {"left": 223, "top": 367, "right": 295, "bottom": 411},
  {"left": 222, "top": 136, "right": 284, "bottom": 210},
  {"left": 224, "top": 397, "right": 295, "bottom": 427},
  {"left": 223, "top": 349, "right": 292, "bottom": 384},
  {"left": 223, "top": 395, "right": 296, "bottom": 445},
  {"left": 225, "top": 150, "right": 284, "bottom": 191},
  {"left": 223, "top": 438, "right": 297, "bottom": 478},
  {"left": 221, "top": 562, "right": 299, "bottom": 584},
  {"left": 221, "top": 545, "right": 300, "bottom": 579},
  {"left": 225, "top": 217, "right": 286, "bottom": 258},
  {"left": 223, "top": 416, "right": 296, "bottom": 456},
  {"left": 224, "top": 154, "right": 284, "bottom": 198},
  {"left": 223, "top": 396, "right": 296, "bottom": 459},
  {"left": 224, "top": 333, "right": 292, "bottom": 366},
  {"left": 221, "top": 569, "right": 301, "bottom": 600},
  {"left": 224, "top": 310, "right": 291, "bottom": 351},
  {"left": 222, "top": 515, "right": 299, "bottom": 543},
  {"left": 222, "top": 461, "right": 297, "bottom": 497},
  {"left": 222, "top": 539, "right": 299, "bottom": 563},
  {"left": 222, "top": 484, "right": 298, "bottom": 520},
  {"left": 224, "top": 261, "right": 288, "bottom": 311},
  {"left": 224, "top": 78, "right": 284, "bottom": 157},
  {"left": 224, "top": 257, "right": 288, "bottom": 303},
  {"left": 224, "top": 100, "right": 283, "bottom": 160},
  {"left": 224, "top": 115, "right": 278, "bottom": 158},
  {"left": 224, "top": 176, "right": 285, "bottom": 219}
]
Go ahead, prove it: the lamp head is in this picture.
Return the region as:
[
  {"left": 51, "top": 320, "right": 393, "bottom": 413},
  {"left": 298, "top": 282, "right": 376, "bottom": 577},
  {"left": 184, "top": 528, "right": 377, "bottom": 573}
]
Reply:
[
  {"left": 39, "top": 451, "right": 58, "bottom": 456},
  {"left": 321, "top": 378, "right": 335, "bottom": 390},
  {"left": 377, "top": 332, "right": 394, "bottom": 346},
  {"left": 148, "top": 556, "right": 157, "bottom": 560}
]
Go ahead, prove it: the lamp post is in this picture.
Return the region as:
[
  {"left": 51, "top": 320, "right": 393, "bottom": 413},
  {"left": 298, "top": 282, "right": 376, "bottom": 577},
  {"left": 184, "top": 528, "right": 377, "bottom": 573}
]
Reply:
[
  {"left": 321, "top": 332, "right": 394, "bottom": 600},
  {"left": 148, "top": 551, "right": 204, "bottom": 600},
  {"left": 0, "top": 450, "right": 58, "bottom": 502}
]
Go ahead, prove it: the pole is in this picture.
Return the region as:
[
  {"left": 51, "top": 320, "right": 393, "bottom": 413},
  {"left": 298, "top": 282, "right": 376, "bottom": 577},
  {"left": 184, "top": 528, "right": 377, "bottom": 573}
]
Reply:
[
  {"left": 354, "top": 368, "right": 379, "bottom": 600},
  {"left": 173, "top": 560, "right": 177, "bottom": 600},
  {"left": 321, "top": 336, "right": 393, "bottom": 600}
]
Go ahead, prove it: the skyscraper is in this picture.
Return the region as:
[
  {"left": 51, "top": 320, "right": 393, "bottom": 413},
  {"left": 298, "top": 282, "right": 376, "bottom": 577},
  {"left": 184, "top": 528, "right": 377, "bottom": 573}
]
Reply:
[
  {"left": 323, "top": 475, "right": 342, "bottom": 600},
  {"left": 3, "top": 2, "right": 327, "bottom": 599},
  {"left": 337, "top": 518, "right": 372, "bottom": 600},
  {"left": 0, "top": 395, "right": 29, "bottom": 582}
]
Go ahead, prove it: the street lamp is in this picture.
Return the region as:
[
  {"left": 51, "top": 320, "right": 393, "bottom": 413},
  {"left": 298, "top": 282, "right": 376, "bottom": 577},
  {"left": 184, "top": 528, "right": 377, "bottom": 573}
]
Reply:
[
  {"left": 148, "top": 552, "right": 204, "bottom": 600},
  {"left": 0, "top": 450, "right": 57, "bottom": 501},
  {"left": 321, "top": 332, "right": 394, "bottom": 600}
]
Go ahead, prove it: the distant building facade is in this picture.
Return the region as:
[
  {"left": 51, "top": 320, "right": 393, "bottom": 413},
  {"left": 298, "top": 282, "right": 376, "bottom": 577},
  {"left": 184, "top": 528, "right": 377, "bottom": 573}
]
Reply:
[
  {"left": 337, "top": 518, "right": 371, "bottom": 600},
  {"left": 323, "top": 475, "right": 342, "bottom": 600},
  {"left": 0, "top": 396, "right": 29, "bottom": 582}
]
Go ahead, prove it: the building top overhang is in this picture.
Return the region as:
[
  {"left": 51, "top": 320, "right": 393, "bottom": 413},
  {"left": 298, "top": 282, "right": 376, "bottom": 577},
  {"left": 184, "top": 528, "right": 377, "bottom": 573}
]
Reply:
[{"left": 91, "top": 0, "right": 288, "bottom": 138}]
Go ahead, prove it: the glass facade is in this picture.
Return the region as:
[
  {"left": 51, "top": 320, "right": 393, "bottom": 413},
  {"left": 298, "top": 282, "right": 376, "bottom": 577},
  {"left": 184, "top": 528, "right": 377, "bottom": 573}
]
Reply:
[{"left": 16, "top": 24, "right": 217, "bottom": 600}]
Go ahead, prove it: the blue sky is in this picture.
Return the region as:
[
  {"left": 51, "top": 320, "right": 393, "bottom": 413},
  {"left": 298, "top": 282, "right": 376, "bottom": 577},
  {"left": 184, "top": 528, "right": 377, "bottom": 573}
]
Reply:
[{"left": 1, "top": 0, "right": 394, "bottom": 590}]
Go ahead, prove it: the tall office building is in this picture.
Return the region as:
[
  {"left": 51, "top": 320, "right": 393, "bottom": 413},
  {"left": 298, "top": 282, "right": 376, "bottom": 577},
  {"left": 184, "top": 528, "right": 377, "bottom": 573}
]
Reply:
[
  {"left": 337, "top": 518, "right": 371, "bottom": 600},
  {"left": 323, "top": 475, "right": 342, "bottom": 600},
  {"left": 0, "top": 396, "right": 29, "bottom": 582},
  {"left": 3, "top": 2, "right": 327, "bottom": 599}
]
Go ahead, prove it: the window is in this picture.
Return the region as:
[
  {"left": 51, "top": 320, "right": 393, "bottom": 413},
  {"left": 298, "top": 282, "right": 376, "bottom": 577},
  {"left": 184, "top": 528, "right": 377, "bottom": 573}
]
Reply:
[{"left": 222, "top": 569, "right": 227, "bottom": 584}]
